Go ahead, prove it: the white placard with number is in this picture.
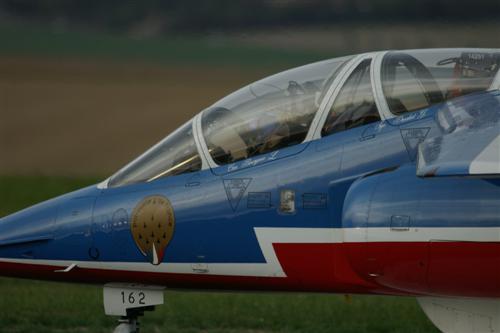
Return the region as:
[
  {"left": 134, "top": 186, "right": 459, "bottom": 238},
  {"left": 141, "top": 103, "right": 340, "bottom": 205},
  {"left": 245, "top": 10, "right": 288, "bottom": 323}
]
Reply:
[{"left": 103, "top": 283, "right": 165, "bottom": 316}]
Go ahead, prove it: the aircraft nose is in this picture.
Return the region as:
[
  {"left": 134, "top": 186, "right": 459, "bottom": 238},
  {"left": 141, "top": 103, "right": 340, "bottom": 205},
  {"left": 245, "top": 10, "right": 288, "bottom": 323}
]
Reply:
[
  {"left": 0, "top": 184, "right": 100, "bottom": 254},
  {"left": 0, "top": 199, "right": 59, "bottom": 248}
]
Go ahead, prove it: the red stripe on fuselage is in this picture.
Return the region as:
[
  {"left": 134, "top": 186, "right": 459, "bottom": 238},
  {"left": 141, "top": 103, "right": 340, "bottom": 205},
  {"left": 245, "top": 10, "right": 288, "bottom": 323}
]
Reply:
[
  {"left": 1, "top": 242, "right": 499, "bottom": 297},
  {"left": 343, "top": 242, "right": 500, "bottom": 298}
]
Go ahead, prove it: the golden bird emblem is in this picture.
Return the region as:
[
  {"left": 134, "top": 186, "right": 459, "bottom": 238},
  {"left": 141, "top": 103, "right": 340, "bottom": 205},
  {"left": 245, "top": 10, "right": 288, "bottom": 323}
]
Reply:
[{"left": 130, "top": 195, "right": 175, "bottom": 265}]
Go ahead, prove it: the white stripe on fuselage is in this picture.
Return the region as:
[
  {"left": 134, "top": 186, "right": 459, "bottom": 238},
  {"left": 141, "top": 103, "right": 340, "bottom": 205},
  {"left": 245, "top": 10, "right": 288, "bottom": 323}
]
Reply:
[
  {"left": 0, "top": 227, "right": 499, "bottom": 278},
  {"left": 0, "top": 228, "right": 341, "bottom": 278},
  {"left": 345, "top": 226, "right": 500, "bottom": 243}
]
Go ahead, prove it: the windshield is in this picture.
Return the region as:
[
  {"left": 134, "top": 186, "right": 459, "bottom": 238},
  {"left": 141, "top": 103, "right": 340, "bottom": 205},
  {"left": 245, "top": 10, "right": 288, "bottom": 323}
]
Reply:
[
  {"left": 108, "top": 121, "right": 202, "bottom": 188},
  {"left": 381, "top": 49, "right": 500, "bottom": 115},
  {"left": 201, "top": 56, "right": 352, "bottom": 165}
]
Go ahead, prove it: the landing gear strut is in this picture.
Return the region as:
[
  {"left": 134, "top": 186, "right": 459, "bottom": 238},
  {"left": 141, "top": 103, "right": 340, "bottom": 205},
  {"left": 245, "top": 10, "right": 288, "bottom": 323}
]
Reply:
[
  {"left": 103, "top": 283, "right": 165, "bottom": 333},
  {"left": 112, "top": 307, "right": 155, "bottom": 333}
]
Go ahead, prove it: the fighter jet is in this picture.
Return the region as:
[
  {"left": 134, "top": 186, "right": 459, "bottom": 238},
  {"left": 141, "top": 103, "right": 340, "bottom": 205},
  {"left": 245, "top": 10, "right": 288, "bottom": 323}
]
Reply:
[{"left": 1, "top": 49, "right": 499, "bottom": 333}]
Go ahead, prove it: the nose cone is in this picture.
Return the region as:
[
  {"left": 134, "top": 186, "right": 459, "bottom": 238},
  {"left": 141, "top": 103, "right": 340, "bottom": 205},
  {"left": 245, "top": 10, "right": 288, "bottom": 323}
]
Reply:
[
  {"left": 0, "top": 197, "right": 60, "bottom": 247},
  {"left": 0, "top": 184, "right": 100, "bottom": 250}
]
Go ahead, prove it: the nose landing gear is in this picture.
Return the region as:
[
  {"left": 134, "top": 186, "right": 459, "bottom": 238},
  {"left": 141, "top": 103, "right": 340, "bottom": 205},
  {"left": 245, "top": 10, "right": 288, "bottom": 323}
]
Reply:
[{"left": 112, "top": 307, "right": 153, "bottom": 333}]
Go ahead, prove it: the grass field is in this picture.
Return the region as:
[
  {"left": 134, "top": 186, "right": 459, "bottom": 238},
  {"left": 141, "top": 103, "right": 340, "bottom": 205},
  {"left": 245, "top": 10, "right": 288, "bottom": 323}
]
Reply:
[{"left": 0, "top": 176, "right": 440, "bottom": 333}]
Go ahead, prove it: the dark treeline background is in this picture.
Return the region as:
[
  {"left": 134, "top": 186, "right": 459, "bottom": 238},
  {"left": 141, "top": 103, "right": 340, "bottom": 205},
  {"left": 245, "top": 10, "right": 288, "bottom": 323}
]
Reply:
[{"left": 1, "top": 0, "right": 499, "bottom": 35}]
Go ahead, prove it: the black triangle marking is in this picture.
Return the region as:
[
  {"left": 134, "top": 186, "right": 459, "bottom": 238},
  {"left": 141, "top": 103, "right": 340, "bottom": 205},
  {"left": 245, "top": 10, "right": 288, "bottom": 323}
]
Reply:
[
  {"left": 400, "top": 128, "right": 431, "bottom": 161},
  {"left": 223, "top": 178, "right": 252, "bottom": 212}
]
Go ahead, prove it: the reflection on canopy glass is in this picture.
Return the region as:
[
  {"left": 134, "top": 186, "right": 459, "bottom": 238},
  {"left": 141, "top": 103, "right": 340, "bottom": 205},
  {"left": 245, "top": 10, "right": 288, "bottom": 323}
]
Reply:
[
  {"left": 108, "top": 121, "right": 201, "bottom": 187},
  {"left": 202, "top": 56, "right": 352, "bottom": 165}
]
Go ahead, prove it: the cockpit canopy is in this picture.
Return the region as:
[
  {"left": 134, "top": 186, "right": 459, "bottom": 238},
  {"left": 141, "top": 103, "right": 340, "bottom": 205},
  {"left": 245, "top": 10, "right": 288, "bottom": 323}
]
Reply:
[
  {"left": 108, "top": 49, "right": 500, "bottom": 188},
  {"left": 201, "top": 56, "right": 352, "bottom": 165},
  {"left": 381, "top": 50, "right": 500, "bottom": 115}
]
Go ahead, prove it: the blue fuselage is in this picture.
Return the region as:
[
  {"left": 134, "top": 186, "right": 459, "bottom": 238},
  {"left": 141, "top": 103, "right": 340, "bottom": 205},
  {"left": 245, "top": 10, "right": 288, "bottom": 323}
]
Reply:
[{"left": 1, "top": 92, "right": 499, "bottom": 297}]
